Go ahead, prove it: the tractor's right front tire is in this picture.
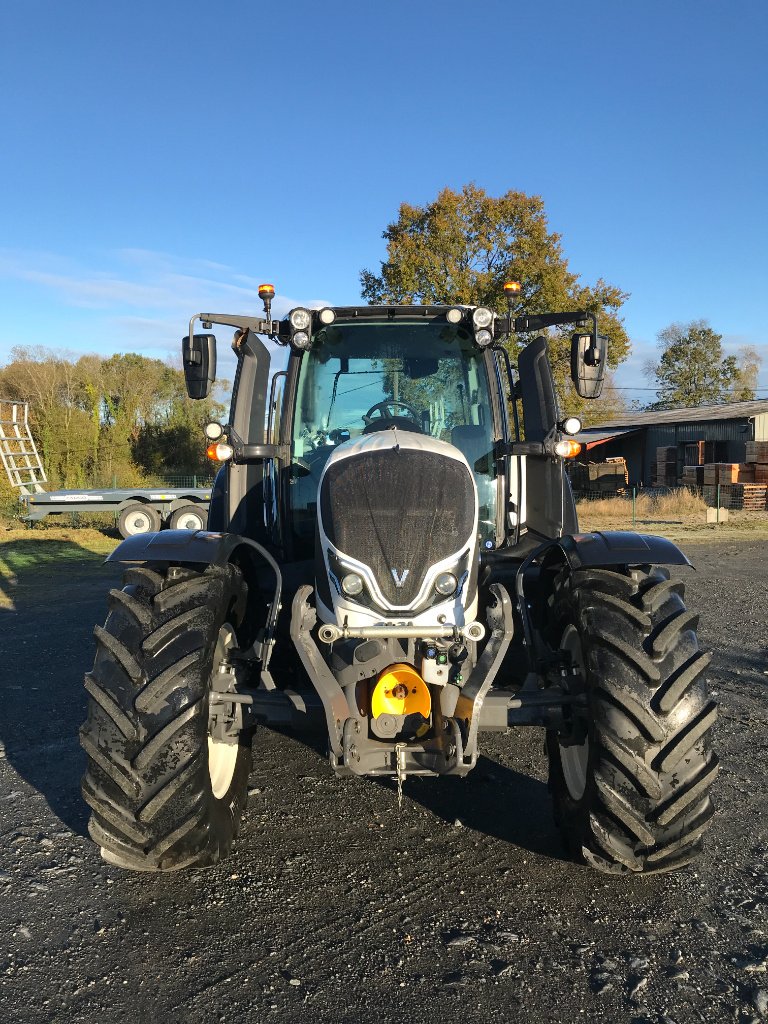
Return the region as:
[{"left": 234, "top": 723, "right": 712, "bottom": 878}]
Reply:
[{"left": 80, "top": 563, "right": 252, "bottom": 871}]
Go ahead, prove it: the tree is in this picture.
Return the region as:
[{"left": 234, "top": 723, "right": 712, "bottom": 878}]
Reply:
[
  {"left": 360, "top": 183, "right": 630, "bottom": 417},
  {"left": 731, "top": 345, "right": 762, "bottom": 402},
  {"left": 645, "top": 320, "right": 739, "bottom": 409}
]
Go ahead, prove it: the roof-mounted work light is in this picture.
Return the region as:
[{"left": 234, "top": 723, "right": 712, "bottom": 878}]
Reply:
[
  {"left": 446, "top": 307, "right": 463, "bottom": 325},
  {"left": 289, "top": 307, "right": 313, "bottom": 351},
  {"left": 472, "top": 306, "right": 495, "bottom": 348}
]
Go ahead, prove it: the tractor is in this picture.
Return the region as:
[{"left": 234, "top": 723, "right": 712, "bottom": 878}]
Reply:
[{"left": 80, "top": 285, "right": 718, "bottom": 875}]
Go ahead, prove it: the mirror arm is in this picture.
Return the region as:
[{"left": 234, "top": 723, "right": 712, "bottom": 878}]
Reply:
[{"left": 188, "top": 313, "right": 290, "bottom": 342}]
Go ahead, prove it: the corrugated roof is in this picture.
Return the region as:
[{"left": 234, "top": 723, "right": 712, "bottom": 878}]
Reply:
[
  {"left": 574, "top": 427, "right": 641, "bottom": 449},
  {"left": 589, "top": 398, "right": 768, "bottom": 429}
]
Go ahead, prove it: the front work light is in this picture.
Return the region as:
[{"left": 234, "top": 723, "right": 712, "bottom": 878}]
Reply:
[
  {"left": 561, "top": 416, "right": 582, "bottom": 435},
  {"left": 474, "top": 328, "right": 493, "bottom": 348},
  {"left": 472, "top": 307, "right": 493, "bottom": 329},
  {"left": 318, "top": 307, "right": 336, "bottom": 325},
  {"left": 446, "top": 307, "right": 463, "bottom": 324},
  {"left": 554, "top": 439, "right": 582, "bottom": 459},
  {"left": 288, "top": 307, "right": 313, "bottom": 351},
  {"left": 289, "top": 308, "right": 311, "bottom": 331},
  {"left": 204, "top": 421, "right": 224, "bottom": 440}
]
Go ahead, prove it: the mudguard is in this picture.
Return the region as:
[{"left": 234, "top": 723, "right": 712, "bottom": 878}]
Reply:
[
  {"left": 551, "top": 530, "right": 692, "bottom": 569},
  {"left": 106, "top": 529, "right": 247, "bottom": 567}
]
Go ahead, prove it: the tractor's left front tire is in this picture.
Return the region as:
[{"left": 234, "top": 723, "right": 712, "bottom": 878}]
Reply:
[
  {"left": 546, "top": 565, "right": 718, "bottom": 876},
  {"left": 80, "top": 563, "right": 251, "bottom": 871}
]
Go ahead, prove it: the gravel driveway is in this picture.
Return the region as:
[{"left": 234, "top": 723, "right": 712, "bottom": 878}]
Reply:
[{"left": 1, "top": 539, "right": 766, "bottom": 1023}]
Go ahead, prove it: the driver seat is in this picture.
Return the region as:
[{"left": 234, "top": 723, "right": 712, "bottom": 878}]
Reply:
[{"left": 362, "top": 417, "right": 423, "bottom": 435}]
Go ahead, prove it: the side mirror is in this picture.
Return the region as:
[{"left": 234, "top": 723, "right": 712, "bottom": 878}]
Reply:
[
  {"left": 570, "top": 331, "right": 607, "bottom": 399},
  {"left": 182, "top": 333, "right": 217, "bottom": 399}
]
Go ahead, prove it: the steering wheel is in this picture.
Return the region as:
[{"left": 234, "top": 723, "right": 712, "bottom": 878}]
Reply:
[{"left": 363, "top": 400, "right": 422, "bottom": 429}]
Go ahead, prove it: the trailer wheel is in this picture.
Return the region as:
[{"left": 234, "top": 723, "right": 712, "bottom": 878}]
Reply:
[
  {"left": 170, "top": 504, "right": 207, "bottom": 531},
  {"left": 118, "top": 503, "right": 161, "bottom": 538},
  {"left": 546, "top": 565, "right": 718, "bottom": 875},
  {"left": 80, "top": 563, "right": 252, "bottom": 871}
]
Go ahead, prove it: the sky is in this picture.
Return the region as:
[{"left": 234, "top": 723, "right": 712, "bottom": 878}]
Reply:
[{"left": 1, "top": 0, "right": 766, "bottom": 399}]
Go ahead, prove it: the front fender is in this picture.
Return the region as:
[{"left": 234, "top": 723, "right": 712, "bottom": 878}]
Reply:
[
  {"left": 106, "top": 529, "right": 246, "bottom": 567},
  {"left": 551, "top": 530, "right": 692, "bottom": 569}
]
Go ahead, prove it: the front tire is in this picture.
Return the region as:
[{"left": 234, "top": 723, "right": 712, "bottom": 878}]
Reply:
[
  {"left": 80, "top": 563, "right": 251, "bottom": 871},
  {"left": 546, "top": 566, "right": 718, "bottom": 875}
]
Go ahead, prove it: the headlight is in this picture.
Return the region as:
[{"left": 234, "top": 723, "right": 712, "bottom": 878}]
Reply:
[
  {"left": 290, "top": 308, "right": 311, "bottom": 330},
  {"left": 291, "top": 331, "right": 311, "bottom": 350},
  {"left": 474, "top": 328, "right": 493, "bottom": 348},
  {"left": 472, "top": 307, "right": 493, "bottom": 329},
  {"left": 341, "top": 573, "right": 364, "bottom": 597},
  {"left": 434, "top": 572, "right": 458, "bottom": 597}
]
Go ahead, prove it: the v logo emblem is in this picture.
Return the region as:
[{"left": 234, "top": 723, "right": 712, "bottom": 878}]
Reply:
[{"left": 391, "top": 568, "right": 410, "bottom": 588}]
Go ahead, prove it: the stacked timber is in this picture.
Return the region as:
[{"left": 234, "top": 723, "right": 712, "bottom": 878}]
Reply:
[
  {"left": 702, "top": 463, "right": 754, "bottom": 485},
  {"left": 745, "top": 441, "right": 768, "bottom": 487},
  {"left": 681, "top": 465, "right": 705, "bottom": 486},
  {"left": 569, "top": 457, "right": 628, "bottom": 495},
  {"left": 654, "top": 446, "right": 678, "bottom": 486}
]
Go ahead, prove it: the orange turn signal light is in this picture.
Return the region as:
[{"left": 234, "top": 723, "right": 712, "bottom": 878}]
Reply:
[
  {"left": 258, "top": 283, "right": 275, "bottom": 299},
  {"left": 554, "top": 439, "right": 581, "bottom": 459},
  {"left": 206, "top": 442, "right": 233, "bottom": 462}
]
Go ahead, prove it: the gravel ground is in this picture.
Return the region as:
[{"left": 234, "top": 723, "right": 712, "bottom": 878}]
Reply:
[{"left": 1, "top": 540, "right": 766, "bottom": 1024}]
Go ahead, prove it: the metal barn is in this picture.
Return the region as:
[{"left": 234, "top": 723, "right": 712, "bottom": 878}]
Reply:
[{"left": 575, "top": 399, "right": 768, "bottom": 487}]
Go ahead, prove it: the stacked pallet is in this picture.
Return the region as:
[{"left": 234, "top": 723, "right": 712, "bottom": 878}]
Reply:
[
  {"left": 717, "top": 484, "right": 768, "bottom": 510},
  {"left": 569, "top": 457, "right": 628, "bottom": 494},
  {"left": 654, "top": 446, "right": 677, "bottom": 486}
]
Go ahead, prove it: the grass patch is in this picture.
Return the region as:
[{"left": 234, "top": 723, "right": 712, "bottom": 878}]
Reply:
[
  {"left": 577, "top": 488, "right": 768, "bottom": 540},
  {"left": 0, "top": 527, "right": 118, "bottom": 578}
]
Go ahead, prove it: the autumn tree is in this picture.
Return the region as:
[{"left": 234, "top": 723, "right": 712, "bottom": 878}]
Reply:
[
  {"left": 360, "top": 183, "right": 630, "bottom": 419},
  {"left": 0, "top": 348, "right": 225, "bottom": 489},
  {"left": 645, "top": 320, "right": 739, "bottom": 409},
  {"left": 730, "top": 344, "right": 762, "bottom": 402}
]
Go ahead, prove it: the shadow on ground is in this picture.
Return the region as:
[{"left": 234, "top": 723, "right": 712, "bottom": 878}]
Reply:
[{"left": 0, "top": 538, "right": 121, "bottom": 836}]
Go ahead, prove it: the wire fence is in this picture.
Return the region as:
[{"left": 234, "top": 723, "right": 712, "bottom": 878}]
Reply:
[{"left": 574, "top": 483, "right": 768, "bottom": 527}]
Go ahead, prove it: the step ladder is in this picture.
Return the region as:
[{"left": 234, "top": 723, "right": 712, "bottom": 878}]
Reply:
[{"left": 0, "top": 399, "right": 47, "bottom": 494}]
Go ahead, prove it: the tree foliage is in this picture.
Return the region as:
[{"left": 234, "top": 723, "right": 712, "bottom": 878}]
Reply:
[
  {"left": 730, "top": 344, "right": 762, "bottom": 402},
  {"left": 645, "top": 320, "right": 741, "bottom": 409},
  {"left": 360, "top": 183, "right": 630, "bottom": 421},
  {"left": 0, "top": 348, "right": 226, "bottom": 490}
]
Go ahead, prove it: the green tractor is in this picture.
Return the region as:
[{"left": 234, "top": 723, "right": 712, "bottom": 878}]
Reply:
[{"left": 80, "top": 287, "right": 717, "bottom": 875}]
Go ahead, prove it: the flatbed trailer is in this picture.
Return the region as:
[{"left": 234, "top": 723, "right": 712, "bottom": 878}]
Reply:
[{"left": 21, "top": 486, "right": 212, "bottom": 538}]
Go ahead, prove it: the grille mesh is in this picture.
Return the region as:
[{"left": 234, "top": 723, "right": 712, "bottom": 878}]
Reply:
[{"left": 320, "top": 448, "right": 474, "bottom": 605}]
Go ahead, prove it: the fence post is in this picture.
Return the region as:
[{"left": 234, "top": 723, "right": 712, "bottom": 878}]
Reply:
[
  {"left": 112, "top": 474, "right": 117, "bottom": 489},
  {"left": 716, "top": 483, "right": 720, "bottom": 523},
  {"left": 632, "top": 486, "right": 636, "bottom": 528},
  {"left": 193, "top": 474, "right": 198, "bottom": 488}
]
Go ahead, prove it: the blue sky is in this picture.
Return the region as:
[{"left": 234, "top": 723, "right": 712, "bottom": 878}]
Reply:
[{"left": 1, "top": 0, "right": 766, "bottom": 397}]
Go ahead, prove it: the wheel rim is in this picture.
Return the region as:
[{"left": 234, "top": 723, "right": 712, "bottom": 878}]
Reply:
[
  {"left": 208, "top": 623, "right": 239, "bottom": 800},
  {"left": 559, "top": 624, "right": 590, "bottom": 801},
  {"left": 176, "top": 509, "right": 204, "bottom": 531},
  {"left": 124, "top": 509, "right": 152, "bottom": 534}
]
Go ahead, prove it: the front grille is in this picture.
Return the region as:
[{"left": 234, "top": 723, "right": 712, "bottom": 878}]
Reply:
[{"left": 320, "top": 449, "right": 474, "bottom": 605}]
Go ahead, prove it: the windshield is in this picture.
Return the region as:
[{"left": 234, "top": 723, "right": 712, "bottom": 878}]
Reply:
[{"left": 289, "top": 319, "right": 498, "bottom": 550}]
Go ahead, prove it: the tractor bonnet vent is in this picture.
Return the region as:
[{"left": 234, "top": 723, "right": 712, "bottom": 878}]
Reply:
[{"left": 319, "top": 446, "right": 475, "bottom": 606}]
